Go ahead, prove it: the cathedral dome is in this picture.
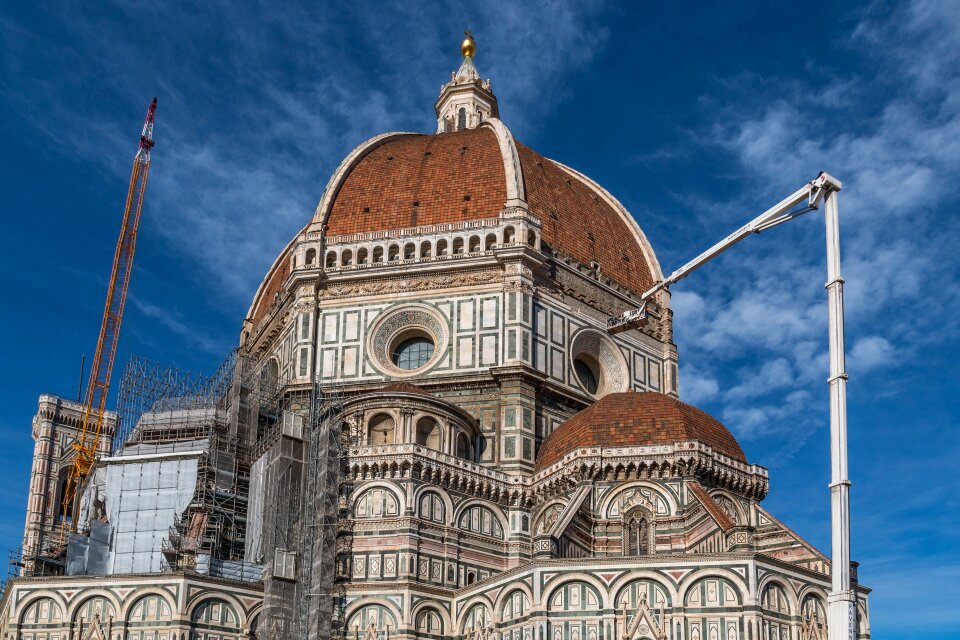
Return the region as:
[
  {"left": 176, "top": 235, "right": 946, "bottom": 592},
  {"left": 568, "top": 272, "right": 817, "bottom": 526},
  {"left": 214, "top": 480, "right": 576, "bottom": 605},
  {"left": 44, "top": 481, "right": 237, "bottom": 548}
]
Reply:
[
  {"left": 535, "top": 392, "right": 747, "bottom": 471},
  {"left": 316, "top": 127, "right": 660, "bottom": 293}
]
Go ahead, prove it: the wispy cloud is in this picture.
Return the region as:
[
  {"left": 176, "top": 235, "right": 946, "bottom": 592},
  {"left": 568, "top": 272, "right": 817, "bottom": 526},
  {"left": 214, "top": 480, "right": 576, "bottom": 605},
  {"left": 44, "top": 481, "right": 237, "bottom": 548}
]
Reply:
[
  {"left": 0, "top": 0, "right": 611, "bottom": 304},
  {"left": 674, "top": 0, "right": 960, "bottom": 449}
]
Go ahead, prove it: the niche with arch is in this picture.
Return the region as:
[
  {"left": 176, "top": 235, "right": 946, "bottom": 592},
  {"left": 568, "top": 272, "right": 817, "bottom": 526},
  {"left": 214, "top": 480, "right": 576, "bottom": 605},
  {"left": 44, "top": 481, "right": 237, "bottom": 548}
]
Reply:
[
  {"left": 415, "top": 417, "right": 442, "bottom": 450},
  {"left": 367, "top": 413, "right": 396, "bottom": 445}
]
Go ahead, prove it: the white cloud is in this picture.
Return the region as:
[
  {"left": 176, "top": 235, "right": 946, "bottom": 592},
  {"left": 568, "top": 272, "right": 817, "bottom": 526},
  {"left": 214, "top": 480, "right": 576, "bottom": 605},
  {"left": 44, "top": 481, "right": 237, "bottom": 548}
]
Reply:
[
  {"left": 848, "top": 335, "right": 897, "bottom": 374},
  {"left": 679, "top": 364, "right": 719, "bottom": 405}
]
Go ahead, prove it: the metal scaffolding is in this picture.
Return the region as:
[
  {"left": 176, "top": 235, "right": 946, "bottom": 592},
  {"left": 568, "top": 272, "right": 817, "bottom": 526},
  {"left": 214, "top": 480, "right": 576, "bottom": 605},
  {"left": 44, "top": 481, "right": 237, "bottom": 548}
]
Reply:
[{"left": 251, "top": 372, "right": 344, "bottom": 640}]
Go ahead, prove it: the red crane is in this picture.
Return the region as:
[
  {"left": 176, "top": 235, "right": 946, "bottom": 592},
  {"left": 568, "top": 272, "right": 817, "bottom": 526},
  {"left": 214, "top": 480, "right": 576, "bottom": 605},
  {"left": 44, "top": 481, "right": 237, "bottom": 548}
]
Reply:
[{"left": 61, "top": 98, "right": 157, "bottom": 530}]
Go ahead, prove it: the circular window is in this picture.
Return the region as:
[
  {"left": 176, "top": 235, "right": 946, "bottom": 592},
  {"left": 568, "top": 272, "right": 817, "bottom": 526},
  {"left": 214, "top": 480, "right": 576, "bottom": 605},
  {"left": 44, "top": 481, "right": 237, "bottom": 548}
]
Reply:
[
  {"left": 573, "top": 355, "right": 600, "bottom": 395},
  {"left": 367, "top": 304, "right": 448, "bottom": 377},
  {"left": 569, "top": 328, "right": 629, "bottom": 398},
  {"left": 391, "top": 335, "right": 435, "bottom": 370}
]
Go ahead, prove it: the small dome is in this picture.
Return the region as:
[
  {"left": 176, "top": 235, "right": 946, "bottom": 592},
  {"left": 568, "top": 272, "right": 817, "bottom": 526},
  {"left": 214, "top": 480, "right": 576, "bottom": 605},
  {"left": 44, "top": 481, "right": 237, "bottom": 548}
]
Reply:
[{"left": 535, "top": 392, "right": 747, "bottom": 471}]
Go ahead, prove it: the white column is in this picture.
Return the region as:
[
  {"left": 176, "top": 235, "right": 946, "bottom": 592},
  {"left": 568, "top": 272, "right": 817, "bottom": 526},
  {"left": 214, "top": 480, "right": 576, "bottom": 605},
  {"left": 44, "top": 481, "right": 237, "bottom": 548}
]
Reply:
[{"left": 824, "top": 188, "right": 856, "bottom": 640}]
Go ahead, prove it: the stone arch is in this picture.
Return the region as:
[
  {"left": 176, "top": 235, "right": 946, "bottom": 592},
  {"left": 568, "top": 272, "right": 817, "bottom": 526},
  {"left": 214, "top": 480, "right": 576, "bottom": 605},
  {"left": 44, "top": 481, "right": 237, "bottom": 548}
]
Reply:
[
  {"left": 186, "top": 592, "right": 247, "bottom": 628},
  {"left": 189, "top": 597, "right": 243, "bottom": 636},
  {"left": 120, "top": 588, "right": 177, "bottom": 622},
  {"left": 18, "top": 595, "right": 66, "bottom": 626},
  {"left": 344, "top": 599, "right": 401, "bottom": 635},
  {"left": 71, "top": 593, "right": 120, "bottom": 625},
  {"left": 759, "top": 578, "right": 795, "bottom": 615},
  {"left": 352, "top": 481, "right": 404, "bottom": 519},
  {"left": 478, "top": 119, "right": 526, "bottom": 207},
  {"left": 599, "top": 481, "right": 677, "bottom": 519},
  {"left": 407, "top": 600, "right": 453, "bottom": 635},
  {"left": 495, "top": 583, "right": 534, "bottom": 621},
  {"left": 454, "top": 499, "right": 509, "bottom": 538},
  {"left": 414, "top": 414, "right": 443, "bottom": 451},
  {"left": 609, "top": 571, "right": 678, "bottom": 608},
  {"left": 457, "top": 597, "right": 494, "bottom": 634},
  {"left": 544, "top": 576, "right": 607, "bottom": 612},
  {"left": 415, "top": 487, "right": 450, "bottom": 525},
  {"left": 366, "top": 411, "right": 398, "bottom": 446},
  {"left": 680, "top": 572, "right": 746, "bottom": 609},
  {"left": 709, "top": 489, "right": 747, "bottom": 525}
]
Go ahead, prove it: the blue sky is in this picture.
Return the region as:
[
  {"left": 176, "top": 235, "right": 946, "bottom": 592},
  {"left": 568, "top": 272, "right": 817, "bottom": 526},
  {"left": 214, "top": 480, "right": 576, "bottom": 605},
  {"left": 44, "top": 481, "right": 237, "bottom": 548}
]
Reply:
[{"left": 1, "top": 1, "right": 958, "bottom": 636}]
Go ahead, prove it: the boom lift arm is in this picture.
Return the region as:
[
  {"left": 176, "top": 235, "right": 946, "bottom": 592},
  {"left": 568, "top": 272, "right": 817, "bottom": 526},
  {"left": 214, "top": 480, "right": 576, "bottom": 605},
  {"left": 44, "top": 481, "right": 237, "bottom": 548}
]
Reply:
[{"left": 607, "top": 172, "right": 842, "bottom": 332}]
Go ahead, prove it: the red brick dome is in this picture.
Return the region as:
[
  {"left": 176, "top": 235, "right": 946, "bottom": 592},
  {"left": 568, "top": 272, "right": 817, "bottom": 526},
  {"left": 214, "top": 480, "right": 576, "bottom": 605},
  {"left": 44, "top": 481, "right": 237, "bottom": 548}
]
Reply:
[
  {"left": 535, "top": 392, "right": 747, "bottom": 471},
  {"left": 248, "top": 120, "right": 663, "bottom": 326}
]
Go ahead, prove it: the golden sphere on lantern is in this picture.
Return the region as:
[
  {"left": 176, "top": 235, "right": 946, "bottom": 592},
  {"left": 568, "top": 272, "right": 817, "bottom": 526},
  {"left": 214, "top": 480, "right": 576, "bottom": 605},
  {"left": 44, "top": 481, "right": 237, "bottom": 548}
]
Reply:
[{"left": 461, "top": 31, "right": 476, "bottom": 58}]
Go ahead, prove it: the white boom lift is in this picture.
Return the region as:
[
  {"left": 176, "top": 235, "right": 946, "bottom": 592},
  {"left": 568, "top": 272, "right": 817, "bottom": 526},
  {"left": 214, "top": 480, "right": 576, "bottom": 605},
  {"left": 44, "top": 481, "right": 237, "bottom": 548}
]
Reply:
[{"left": 609, "top": 172, "right": 856, "bottom": 640}]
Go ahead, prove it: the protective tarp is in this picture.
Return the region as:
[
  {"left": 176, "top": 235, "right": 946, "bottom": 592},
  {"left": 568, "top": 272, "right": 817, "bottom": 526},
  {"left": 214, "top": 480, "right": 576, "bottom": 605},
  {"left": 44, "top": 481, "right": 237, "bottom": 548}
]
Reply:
[
  {"left": 196, "top": 554, "right": 263, "bottom": 582},
  {"left": 95, "top": 452, "right": 202, "bottom": 574},
  {"left": 245, "top": 452, "right": 268, "bottom": 563}
]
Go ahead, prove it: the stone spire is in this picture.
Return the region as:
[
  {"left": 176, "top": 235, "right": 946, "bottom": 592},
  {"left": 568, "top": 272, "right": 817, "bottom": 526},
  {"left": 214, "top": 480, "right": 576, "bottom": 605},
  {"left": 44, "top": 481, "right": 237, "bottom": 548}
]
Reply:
[{"left": 435, "top": 31, "right": 499, "bottom": 133}]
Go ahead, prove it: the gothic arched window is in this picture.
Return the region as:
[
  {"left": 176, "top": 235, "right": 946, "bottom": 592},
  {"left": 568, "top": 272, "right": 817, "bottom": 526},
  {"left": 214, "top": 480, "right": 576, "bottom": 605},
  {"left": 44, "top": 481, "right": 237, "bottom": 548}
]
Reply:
[
  {"left": 624, "top": 510, "right": 650, "bottom": 555},
  {"left": 457, "top": 108, "right": 467, "bottom": 130}
]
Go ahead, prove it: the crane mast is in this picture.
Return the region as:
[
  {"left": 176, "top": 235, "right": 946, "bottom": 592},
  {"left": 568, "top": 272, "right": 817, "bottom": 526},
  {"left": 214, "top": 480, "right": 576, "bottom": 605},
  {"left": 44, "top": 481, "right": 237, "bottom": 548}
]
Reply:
[{"left": 61, "top": 98, "right": 157, "bottom": 530}]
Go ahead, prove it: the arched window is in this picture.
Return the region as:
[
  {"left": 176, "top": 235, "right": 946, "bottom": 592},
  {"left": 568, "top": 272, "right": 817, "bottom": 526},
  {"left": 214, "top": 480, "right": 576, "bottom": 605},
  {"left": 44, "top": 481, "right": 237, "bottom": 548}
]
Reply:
[
  {"left": 420, "top": 241, "right": 432, "bottom": 258},
  {"left": 503, "top": 226, "right": 516, "bottom": 244},
  {"left": 305, "top": 248, "right": 317, "bottom": 265},
  {"left": 367, "top": 413, "right": 395, "bottom": 445},
  {"left": 357, "top": 247, "right": 368, "bottom": 265},
  {"left": 457, "top": 107, "right": 467, "bottom": 131},
  {"left": 326, "top": 251, "right": 337, "bottom": 268},
  {"left": 624, "top": 509, "right": 650, "bottom": 555},
  {"left": 485, "top": 234, "right": 496, "bottom": 250},
  {"left": 341, "top": 249, "right": 353, "bottom": 266},
  {"left": 469, "top": 235, "right": 481, "bottom": 253},
  {"left": 436, "top": 239, "right": 448, "bottom": 256},
  {"left": 404, "top": 242, "right": 416, "bottom": 260},
  {"left": 373, "top": 246, "right": 384, "bottom": 263},
  {"left": 527, "top": 230, "right": 537, "bottom": 246},
  {"left": 452, "top": 237, "right": 465, "bottom": 255},
  {"left": 415, "top": 417, "right": 441, "bottom": 450},
  {"left": 388, "top": 244, "right": 400, "bottom": 262}
]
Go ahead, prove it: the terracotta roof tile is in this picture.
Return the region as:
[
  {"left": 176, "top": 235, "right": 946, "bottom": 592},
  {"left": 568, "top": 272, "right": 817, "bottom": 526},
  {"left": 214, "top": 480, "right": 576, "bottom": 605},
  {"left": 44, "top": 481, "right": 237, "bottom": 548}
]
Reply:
[
  {"left": 535, "top": 392, "right": 746, "bottom": 471},
  {"left": 516, "top": 143, "right": 655, "bottom": 293},
  {"left": 326, "top": 129, "right": 507, "bottom": 235},
  {"left": 687, "top": 480, "right": 736, "bottom": 532}
]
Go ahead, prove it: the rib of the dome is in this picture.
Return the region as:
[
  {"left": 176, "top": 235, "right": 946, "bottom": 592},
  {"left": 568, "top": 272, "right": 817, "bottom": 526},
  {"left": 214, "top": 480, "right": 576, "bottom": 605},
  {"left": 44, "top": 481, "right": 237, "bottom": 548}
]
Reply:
[
  {"left": 535, "top": 392, "right": 747, "bottom": 471},
  {"left": 325, "top": 128, "right": 508, "bottom": 236}
]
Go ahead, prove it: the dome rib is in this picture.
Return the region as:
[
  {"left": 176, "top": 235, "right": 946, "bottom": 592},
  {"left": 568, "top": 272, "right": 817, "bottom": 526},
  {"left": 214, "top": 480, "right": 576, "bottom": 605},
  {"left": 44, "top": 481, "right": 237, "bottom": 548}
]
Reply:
[{"left": 535, "top": 392, "right": 747, "bottom": 471}]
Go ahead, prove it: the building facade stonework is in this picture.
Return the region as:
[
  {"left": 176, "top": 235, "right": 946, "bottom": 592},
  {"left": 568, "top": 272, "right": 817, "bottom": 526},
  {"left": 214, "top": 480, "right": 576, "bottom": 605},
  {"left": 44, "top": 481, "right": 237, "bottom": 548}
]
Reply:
[{"left": 1, "top": 35, "right": 869, "bottom": 640}]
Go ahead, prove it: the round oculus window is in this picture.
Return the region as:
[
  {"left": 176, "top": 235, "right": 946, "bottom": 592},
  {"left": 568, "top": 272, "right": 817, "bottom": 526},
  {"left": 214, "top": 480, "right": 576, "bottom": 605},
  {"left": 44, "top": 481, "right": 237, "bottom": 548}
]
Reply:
[{"left": 391, "top": 335, "right": 435, "bottom": 370}]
